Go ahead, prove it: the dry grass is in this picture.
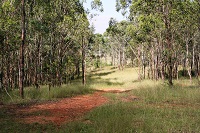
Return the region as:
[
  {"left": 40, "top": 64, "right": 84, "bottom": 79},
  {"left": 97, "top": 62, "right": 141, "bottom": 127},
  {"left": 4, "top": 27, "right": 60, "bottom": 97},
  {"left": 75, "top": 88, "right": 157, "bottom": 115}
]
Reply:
[{"left": 87, "top": 66, "right": 142, "bottom": 90}]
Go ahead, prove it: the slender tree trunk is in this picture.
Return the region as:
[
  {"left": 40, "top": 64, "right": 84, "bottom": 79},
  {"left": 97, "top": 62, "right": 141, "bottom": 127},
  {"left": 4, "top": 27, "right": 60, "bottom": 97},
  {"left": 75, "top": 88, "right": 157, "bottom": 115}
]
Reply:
[
  {"left": 142, "top": 45, "right": 145, "bottom": 79},
  {"left": 111, "top": 49, "right": 114, "bottom": 66},
  {"left": 76, "top": 61, "right": 80, "bottom": 78},
  {"left": 167, "top": 50, "right": 173, "bottom": 85},
  {"left": 99, "top": 43, "right": 101, "bottom": 69},
  {"left": 0, "top": 72, "right": 2, "bottom": 91},
  {"left": 175, "top": 53, "right": 179, "bottom": 80},
  {"left": 138, "top": 46, "right": 142, "bottom": 80},
  {"left": 118, "top": 48, "right": 121, "bottom": 70},
  {"left": 192, "top": 44, "right": 195, "bottom": 71},
  {"left": 151, "top": 46, "right": 154, "bottom": 80},
  {"left": 19, "top": 0, "right": 25, "bottom": 98},
  {"left": 143, "top": 64, "right": 146, "bottom": 79},
  {"left": 82, "top": 36, "right": 86, "bottom": 85},
  {"left": 160, "top": 36, "right": 165, "bottom": 80},
  {"left": 164, "top": 3, "right": 173, "bottom": 85},
  {"left": 186, "top": 41, "right": 192, "bottom": 82},
  {"left": 195, "top": 55, "right": 198, "bottom": 75},
  {"left": 122, "top": 47, "right": 125, "bottom": 70}
]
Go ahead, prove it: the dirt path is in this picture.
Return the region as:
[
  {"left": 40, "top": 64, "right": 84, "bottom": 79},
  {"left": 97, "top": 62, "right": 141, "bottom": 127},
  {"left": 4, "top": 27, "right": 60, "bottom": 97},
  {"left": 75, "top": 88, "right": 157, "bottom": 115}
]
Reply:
[
  {"left": 13, "top": 92, "right": 108, "bottom": 125},
  {"left": 1, "top": 90, "right": 135, "bottom": 126}
]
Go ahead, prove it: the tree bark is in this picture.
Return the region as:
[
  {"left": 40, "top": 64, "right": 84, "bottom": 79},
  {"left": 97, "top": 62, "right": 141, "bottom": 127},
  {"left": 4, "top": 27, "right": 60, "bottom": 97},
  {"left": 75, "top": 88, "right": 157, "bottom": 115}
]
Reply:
[
  {"left": 186, "top": 40, "right": 192, "bottom": 82},
  {"left": 82, "top": 36, "right": 86, "bottom": 85},
  {"left": 19, "top": 0, "right": 26, "bottom": 98},
  {"left": 164, "top": 3, "right": 173, "bottom": 85},
  {"left": 138, "top": 46, "right": 142, "bottom": 80}
]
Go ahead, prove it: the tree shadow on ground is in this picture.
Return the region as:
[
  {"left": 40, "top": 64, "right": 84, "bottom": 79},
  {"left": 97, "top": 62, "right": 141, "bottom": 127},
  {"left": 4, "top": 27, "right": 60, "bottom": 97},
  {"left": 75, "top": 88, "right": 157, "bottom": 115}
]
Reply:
[
  {"left": 132, "top": 80, "right": 141, "bottom": 83},
  {"left": 89, "top": 71, "right": 116, "bottom": 77},
  {"left": 87, "top": 76, "right": 124, "bottom": 86},
  {"left": 71, "top": 69, "right": 123, "bottom": 86}
]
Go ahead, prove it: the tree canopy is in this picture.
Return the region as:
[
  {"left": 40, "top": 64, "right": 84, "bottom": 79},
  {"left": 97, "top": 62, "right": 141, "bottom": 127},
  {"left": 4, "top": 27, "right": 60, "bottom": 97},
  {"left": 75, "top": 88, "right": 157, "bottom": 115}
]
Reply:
[{"left": 0, "top": 0, "right": 199, "bottom": 99}]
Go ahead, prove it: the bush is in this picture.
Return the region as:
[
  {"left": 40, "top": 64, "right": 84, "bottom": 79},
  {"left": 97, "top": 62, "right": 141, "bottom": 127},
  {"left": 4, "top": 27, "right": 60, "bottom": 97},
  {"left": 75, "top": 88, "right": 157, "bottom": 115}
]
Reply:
[{"left": 178, "top": 69, "right": 196, "bottom": 78}]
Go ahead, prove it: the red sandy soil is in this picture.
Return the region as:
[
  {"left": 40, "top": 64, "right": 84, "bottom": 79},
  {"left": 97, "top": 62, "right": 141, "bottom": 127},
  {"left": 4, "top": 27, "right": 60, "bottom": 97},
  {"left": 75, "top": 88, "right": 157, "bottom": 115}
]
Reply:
[
  {"left": 1, "top": 90, "right": 135, "bottom": 126},
  {"left": 15, "top": 92, "right": 108, "bottom": 125}
]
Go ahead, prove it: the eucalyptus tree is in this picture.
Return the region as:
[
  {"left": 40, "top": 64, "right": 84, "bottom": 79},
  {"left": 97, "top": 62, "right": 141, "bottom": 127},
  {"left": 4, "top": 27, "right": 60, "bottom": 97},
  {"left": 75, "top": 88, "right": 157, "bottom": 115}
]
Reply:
[
  {"left": 107, "top": 19, "right": 132, "bottom": 70},
  {"left": 116, "top": 0, "right": 200, "bottom": 85},
  {"left": 89, "top": 33, "right": 106, "bottom": 68},
  {"left": 129, "top": 1, "right": 174, "bottom": 84},
  {"left": 173, "top": 1, "right": 200, "bottom": 81},
  {"left": 0, "top": 1, "right": 21, "bottom": 91},
  {"left": 0, "top": 0, "right": 98, "bottom": 98},
  {"left": 19, "top": 0, "right": 26, "bottom": 98}
]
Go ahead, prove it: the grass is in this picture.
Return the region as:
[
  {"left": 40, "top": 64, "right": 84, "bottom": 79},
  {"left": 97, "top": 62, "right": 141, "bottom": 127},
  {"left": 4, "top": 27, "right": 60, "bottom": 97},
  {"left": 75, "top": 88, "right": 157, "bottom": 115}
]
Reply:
[
  {"left": 85, "top": 66, "right": 140, "bottom": 90},
  {"left": 0, "top": 66, "right": 200, "bottom": 132},
  {"left": 63, "top": 103, "right": 200, "bottom": 133},
  {"left": 62, "top": 67, "right": 200, "bottom": 133},
  {"left": 62, "top": 81, "right": 200, "bottom": 133},
  {"left": 0, "top": 84, "right": 93, "bottom": 104},
  {"left": 0, "top": 118, "right": 58, "bottom": 133}
]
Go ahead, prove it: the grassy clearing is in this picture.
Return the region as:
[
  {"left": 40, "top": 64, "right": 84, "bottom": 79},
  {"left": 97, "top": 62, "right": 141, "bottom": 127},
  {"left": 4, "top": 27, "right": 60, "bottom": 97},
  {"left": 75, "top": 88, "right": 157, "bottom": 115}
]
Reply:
[
  {"left": 131, "top": 80, "right": 200, "bottom": 104},
  {"left": 0, "top": 66, "right": 139, "bottom": 104},
  {"left": 63, "top": 81, "right": 200, "bottom": 133},
  {"left": 64, "top": 103, "right": 200, "bottom": 133},
  {"left": 62, "top": 67, "right": 200, "bottom": 133},
  {"left": 85, "top": 66, "right": 140, "bottom": 90},
  {"left": 0, "top": 66, "right": 200, "bottom": 132}
]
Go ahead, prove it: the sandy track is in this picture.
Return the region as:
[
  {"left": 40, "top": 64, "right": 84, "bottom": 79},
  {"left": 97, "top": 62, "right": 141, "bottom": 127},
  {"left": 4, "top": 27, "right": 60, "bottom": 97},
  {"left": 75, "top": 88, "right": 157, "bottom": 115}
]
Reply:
[{"left": 15, "top": 92, "right": 108, "bottom": 125}]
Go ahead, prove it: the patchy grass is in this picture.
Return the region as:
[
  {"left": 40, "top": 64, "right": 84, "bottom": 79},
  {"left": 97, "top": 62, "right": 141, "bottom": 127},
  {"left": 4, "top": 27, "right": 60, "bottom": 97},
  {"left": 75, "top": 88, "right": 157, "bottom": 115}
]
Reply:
[
  {"left": 132, "top": 79, "right": 200, "bottom": 105},
  {"left": 85, "top": 66, "right": 139, "bottom": 90},
  {"left": 0, "top": 66, "right": 200, "bottom": 132},
  {"left": 0, "top": 84, "right": 93, "bottom": 104},
  {"left": 63, "top": 103, "right": 200, "bottom": 133},
  {"left": 62, "top": 80, "right": 200, "bottom": 133},
  {"left": 0, "top": 117, "right": 58, "bottom": 133}
]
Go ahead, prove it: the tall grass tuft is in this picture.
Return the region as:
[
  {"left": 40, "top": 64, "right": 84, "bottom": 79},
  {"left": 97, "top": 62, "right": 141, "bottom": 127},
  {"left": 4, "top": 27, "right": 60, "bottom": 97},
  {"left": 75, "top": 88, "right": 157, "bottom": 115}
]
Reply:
[
  {"left": 0, "top": 84, "right": 93, "bottom": 104},
  {"left": 131, "top": 79, "right": 200, "bottom": 105},
  {"left": 62, "top": 79, "right": 200, "bottom": 133}
]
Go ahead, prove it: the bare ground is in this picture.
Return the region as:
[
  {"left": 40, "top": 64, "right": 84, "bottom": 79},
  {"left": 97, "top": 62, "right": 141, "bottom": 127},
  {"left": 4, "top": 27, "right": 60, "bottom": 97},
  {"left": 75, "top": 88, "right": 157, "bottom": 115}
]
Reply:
[
  {"left": 14, "top": 92, "right": 108, "bottom": 125},
  {"left": 1, "top": 90, "right": 137, "bottom": 126}
]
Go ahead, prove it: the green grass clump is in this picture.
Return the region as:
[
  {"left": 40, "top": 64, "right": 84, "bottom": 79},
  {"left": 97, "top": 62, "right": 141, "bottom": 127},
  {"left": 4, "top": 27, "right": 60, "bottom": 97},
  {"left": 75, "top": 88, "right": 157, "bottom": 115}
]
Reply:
[
  {"left": 131, "top": 80, "right": 200, "bottom": 105},
  {"left": 0, "top": 117, "right": 58, "bottom": 133},
  {"left": 62, "top": 101, "right": 200, "bottom": 133},
  {"left": 0, "top": 84, "right": 93, "bottom": 104},
  {"left": 49, "top": 85, "right": 92, "bottom": 98}
]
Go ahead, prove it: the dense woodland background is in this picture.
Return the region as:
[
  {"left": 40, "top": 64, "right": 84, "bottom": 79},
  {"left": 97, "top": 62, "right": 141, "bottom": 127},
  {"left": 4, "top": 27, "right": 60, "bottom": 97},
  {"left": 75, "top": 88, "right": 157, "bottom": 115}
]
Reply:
[{"left": 0, "top": 0, "right": 199, "bottom": 99}]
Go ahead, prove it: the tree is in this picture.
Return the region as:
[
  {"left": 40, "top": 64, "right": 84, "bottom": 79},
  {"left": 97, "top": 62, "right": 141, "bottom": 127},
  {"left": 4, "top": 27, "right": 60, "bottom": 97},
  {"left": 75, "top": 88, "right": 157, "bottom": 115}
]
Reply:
[
  {"left": 0, "top": 0, "right": 96, "bottom": 95},
  {"left": 115, "top": 0, "right": 200, "bottom": 85},
  {"left": 19, "top": 0, "right": 25, "bottom": 98}
]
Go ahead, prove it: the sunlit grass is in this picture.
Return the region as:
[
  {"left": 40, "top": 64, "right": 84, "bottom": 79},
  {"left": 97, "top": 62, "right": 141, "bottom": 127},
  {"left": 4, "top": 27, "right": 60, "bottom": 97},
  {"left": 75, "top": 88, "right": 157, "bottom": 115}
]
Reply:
[
  {"left": 63, "top": 78, "right": 200, "bottom": 133},
  {"left": 87, "top": 66, "right": 140, "bottom": 90},
  {"left": 63, "top": 67, "right": 200, "bottom": 132},
  {"left": 1, "top": 66, "right": 200, "bottom": 132},
  {"left": 63, "top": 102, "right": 200, "bottom": 133}
]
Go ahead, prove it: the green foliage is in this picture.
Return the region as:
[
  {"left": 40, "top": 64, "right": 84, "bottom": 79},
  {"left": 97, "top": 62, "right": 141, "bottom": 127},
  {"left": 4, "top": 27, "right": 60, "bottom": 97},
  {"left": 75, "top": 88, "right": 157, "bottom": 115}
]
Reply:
[
  {"left": 0, "top": 0, "right": 94, "bottom": 91},
  {"left": 178, "top": 70, "right": 196, "bottom": 78},
  {"left": 91, "top": 0, "right": 103, "bottom": 12}
]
